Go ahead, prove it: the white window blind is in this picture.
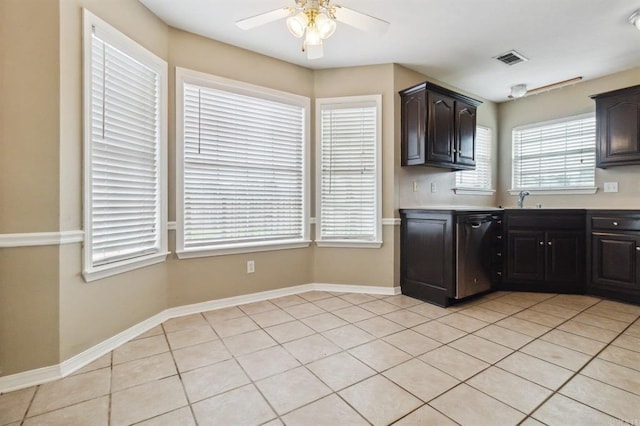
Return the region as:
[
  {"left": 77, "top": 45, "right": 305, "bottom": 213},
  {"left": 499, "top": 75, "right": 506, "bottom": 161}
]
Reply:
[
  {"left": 178, "top": 71, "right": 309, "bottom": 255},
  {"left": 456, "top": 126, "right": 492, "bottom": 190},
  {"left": 317, "top": 96, "right": 382, "bottom": 246},
  {"left": 83, "top": 10, "right": 167, "bottom": 281},
  {"left": 512, "top": 114, "right": 596, "bottom": 190}
]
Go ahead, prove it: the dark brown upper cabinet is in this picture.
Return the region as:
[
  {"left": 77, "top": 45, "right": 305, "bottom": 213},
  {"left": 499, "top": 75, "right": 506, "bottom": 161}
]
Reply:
[
  {"left": 591, "top": 84, "right": 640, "bottom": 168},
  {"left": 400, "top": 82, "right": 481, "bottom": 170}
]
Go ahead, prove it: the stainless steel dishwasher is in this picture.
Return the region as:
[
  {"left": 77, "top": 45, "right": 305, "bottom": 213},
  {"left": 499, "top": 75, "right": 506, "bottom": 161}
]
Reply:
[{"left": 455, "top": 213, "right": 495, "bottom": 299}]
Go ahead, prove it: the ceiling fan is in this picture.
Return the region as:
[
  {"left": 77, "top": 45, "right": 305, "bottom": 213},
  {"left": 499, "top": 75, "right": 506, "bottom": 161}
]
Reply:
[{"left": 235, "top": 0, "right": 389, "bottom": 60}]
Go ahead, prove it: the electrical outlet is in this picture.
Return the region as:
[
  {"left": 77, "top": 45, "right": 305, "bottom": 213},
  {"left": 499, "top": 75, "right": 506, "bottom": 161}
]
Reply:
[
  {"left": 247, "top": 260, "right": 255, "bottom": 274},
  {"left": 603, "top": 182, "right": 618, "bottom": 193},
  {"left": 412, "top": 181, "right": 418, "bottom": 192},
  {"left": 430, "top": 182, "right": 437, "bottom": 193}
]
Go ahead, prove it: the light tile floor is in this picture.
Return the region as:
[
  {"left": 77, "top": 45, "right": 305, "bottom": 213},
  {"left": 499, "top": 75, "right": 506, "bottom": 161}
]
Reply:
[{"left": 2, "top": 290, "right": 640, "bottom": 425}]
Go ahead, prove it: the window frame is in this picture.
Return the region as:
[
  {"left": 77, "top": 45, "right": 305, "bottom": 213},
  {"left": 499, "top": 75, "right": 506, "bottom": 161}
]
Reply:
[
  {"left": 454, "top": 125, "right": 495, "bottom": 196},
  {"left": 82, "top": 9, "right": 168, "bottom": 282},
  {"left": 509, "top": 113, "right": 597, "bottom": 195},
  {"left": 315, "top": 95, "right": 383, "bottom": 248},
  {"left": 175, "top": 67, "right": 311, "bottom": 259}
]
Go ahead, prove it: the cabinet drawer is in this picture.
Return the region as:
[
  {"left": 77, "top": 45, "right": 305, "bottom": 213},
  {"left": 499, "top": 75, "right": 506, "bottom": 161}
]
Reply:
[
  {"left": 592, "top": 217, "right": 640, "bottom": 231},
  {"left": 508, "top": 214, "right": 584, "bottom": 230}
]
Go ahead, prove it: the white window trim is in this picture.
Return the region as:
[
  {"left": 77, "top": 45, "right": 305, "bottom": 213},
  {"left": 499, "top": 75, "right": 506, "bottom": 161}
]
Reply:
[
  {"left": 507, "top": 187, "right": 598, "bottom": 195},
  {"left": 511, "top": 112, "right": 597, "bottom": 194},
  {"left": 315, "top": 95, "right": 383, "bottom": 249},
  {"left": 175, "top": 67, "right": 311, "bottom": 258},
  {"left": 82, "top": 10, "right": 168, "bottom": 282}
]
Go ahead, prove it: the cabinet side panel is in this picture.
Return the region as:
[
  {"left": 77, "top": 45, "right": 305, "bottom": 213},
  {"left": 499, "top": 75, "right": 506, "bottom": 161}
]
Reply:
[{"left": 405, "top": 219, "right": 448, "bottom": 286}]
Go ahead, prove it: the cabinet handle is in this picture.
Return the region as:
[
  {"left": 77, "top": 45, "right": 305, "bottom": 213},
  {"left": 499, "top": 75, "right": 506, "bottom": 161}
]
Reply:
[
  {"left": 496, "top": 235, "right": 502, "bottom": 240},
  {"left": 636, "top": 247, "right": 640, "bottom": 252},
  {"left": 539, "top": 241, "right": 544, "bottom": 245},
  {"left": 496, "top": 272, "right": 502, "bottom": 276},
  {"left": 496, "top": 252, "right": 502, "bottom": 257},
  {"left": 452, "top": 148, "right": 457, "bottom": 153},
  {"left": 547, "top": 241, "right": 553, "bottom": 246},
  {"left": 613, "top": 222, "right": 619, "bottom": 226}
]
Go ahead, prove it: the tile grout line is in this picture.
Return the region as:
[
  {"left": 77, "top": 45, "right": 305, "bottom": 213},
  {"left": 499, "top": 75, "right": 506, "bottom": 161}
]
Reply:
[
  {"left": 8, "top": 292, "right": 639, "bottom": 425},
  {"left": 514, "top": 298, "right": 639, "bottom": 425}
]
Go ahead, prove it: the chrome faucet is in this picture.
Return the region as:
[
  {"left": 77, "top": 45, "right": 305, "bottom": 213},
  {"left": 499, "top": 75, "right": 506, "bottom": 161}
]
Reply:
[{"left": 517, "top": 191, "right": 530, "bottom": 208}]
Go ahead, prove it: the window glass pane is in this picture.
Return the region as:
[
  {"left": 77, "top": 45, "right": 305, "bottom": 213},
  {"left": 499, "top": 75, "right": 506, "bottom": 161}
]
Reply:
[
  {"left": 88, "top": 25, "right": 163, "bottom": 267},
  {"left": 456, "top": 126, "right": 492, "bottom": 189},
  {"left": 181, "top": 82, "right": 306, "bottom": 249},
  {"left": 512, "top": 115, "right": 595, "bottom": 189},
  {"left": 318, "top": 99, "right": 380, "bottom": 241}
]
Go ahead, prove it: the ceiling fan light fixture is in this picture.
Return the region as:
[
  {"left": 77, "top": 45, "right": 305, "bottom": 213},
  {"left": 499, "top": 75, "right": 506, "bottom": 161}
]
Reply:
[
  {"left": 286, "top": 12, "right": 308, "bottom": 38},
  {"left": 630, "top": 9, "right": 640, "bottom": 30},
  {"left": 315, "top": 13, "right": 336, "bottom": 39},
  {"left": 305, "top": 43, "right": 323, "bottom": 60},
  {"left": 510, "top": 84, "right": 528, "bottom": 99},
  {"left": 305, "top": 24, "right": 322, "bottom": 45}
]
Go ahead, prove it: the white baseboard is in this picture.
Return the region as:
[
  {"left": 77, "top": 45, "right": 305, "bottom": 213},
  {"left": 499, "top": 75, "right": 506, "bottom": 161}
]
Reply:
[
  {"left": 0, "top": 283, "right": 399, "bottom": 393},
  {"left": 0, "top": 365, "right": 61, "bottom": 393}
]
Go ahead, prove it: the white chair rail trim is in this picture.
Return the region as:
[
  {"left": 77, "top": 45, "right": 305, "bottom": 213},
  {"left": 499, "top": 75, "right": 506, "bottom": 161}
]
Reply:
[{"left": 0, "top": 230, "right": 84, "bottom": 248}]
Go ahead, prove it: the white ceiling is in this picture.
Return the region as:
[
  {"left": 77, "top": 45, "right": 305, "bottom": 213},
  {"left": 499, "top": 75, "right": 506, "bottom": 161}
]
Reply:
[{"left": 139, "top": 0, "right": 640, "bottom": 102}]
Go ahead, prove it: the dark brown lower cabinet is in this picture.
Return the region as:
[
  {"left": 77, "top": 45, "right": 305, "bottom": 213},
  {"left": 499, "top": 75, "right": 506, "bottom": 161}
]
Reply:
[
  {"left": 401, "top": 211, "right": 453, "bottom": 307},
  {"left": 588, "top": 212, "right": 640, "bottom": 304},
  {"left": 504, "top": 210, "right": 585, "bottom": 293}
]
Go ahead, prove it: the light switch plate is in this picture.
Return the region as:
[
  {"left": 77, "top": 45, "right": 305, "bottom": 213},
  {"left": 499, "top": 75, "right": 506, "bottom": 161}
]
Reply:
[{"left": 603, "top": 182, "right": 618, "bottom": 193}]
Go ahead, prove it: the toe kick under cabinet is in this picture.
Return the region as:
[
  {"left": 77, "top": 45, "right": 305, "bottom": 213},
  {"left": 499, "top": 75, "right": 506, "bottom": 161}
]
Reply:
[{"left": 588, "top": 211, "right": 640, "bottom": 304}]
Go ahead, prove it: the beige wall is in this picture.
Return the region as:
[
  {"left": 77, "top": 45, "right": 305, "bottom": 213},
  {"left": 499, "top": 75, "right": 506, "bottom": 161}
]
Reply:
[
  {"left": 0, "top": 0, "right": 60, "bottom": 233},
  {"left": 393, "top": 65, "right": 500, "bottom": 210},
  {"left": 55, "top": 0, "right": 172, "bottom": 365},
  {"left": 0, "top": 246, "right": 59, "bottom": 375},
  {"left": 165, "top": 29, "right": 315, "bottom": 307},
  {"left": 312, "top": 65, "right": 397, "bottom": 287},
  {"left": 0, "top": 0, "right": 61, "bottom": 376},
  {"left": 497, "top": 67, "right": 640, "bottom": 208}
]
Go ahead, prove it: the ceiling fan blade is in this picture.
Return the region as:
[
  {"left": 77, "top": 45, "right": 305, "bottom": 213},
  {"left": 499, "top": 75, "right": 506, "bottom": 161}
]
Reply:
[
  {"left": 235, "top": 8, "right": 292, "bottom": 30},
  {"left": 333, "top": 6, "right": 389, "bottom": 34},
  {"left": 306, "top": 43, "right": 323, "bottom": 60}
]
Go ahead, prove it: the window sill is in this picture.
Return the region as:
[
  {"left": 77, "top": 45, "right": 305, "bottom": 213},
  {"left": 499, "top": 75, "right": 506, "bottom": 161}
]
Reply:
[
  {"left": 508, "top": 187, "right": 598, "bottom": 195},
  {"left": 83, "top": 251, "right": 170, "bottom": 282},
  {"left": 315, "top": 240, "right": 383, "bottom": 249},
  {"left": 453, "top": 188, "right": 496, "bottom": 196},
  {"left": 176, "top": 240, "right": 311, "bottom": 259}
]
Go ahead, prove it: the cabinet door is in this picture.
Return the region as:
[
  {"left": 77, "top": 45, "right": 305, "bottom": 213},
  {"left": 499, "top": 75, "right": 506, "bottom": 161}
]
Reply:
[
  {"left": 426, "top": 91, "right": 455, "bottom": 164},
  {"left": 592, "top": 232, "right": 640, "bottom": 290},
  {"left": 401, "top": 89, "right": 426, "bottom": 165},
  {"left": 545, "top": 231, "right": 585, "bottom": 286},
  {"left": 455, "top": 101, "right": 477, "bottom": 168},
  {"left": 507, "top": 230, "right": 545, "bottom": 282},
  {"left": 596, "top": 93, "right": 640, "bottom": 167}
]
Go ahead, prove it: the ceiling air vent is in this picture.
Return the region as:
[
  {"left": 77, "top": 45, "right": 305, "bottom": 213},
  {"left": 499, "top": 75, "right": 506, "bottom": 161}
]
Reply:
[{"left": 495, "top": 50, "right": 528, "bottom": 66}]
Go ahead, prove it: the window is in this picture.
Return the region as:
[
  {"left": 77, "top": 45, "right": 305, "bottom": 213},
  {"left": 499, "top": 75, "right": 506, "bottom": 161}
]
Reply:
[
  {"left": 511, "top": 113, "right": 596, "bottom": 193},
  {"left": 455, "top": 126, "right": 493, "bottom": 194},
  {"left": 82, "top": 10, "right": 168, "bottom": 281},
  {"left": 316, "top": 96, "right": 382, "bottom": 247},
  {"left": 176, "top": 68, "right": 310, "bottom": 258}
]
